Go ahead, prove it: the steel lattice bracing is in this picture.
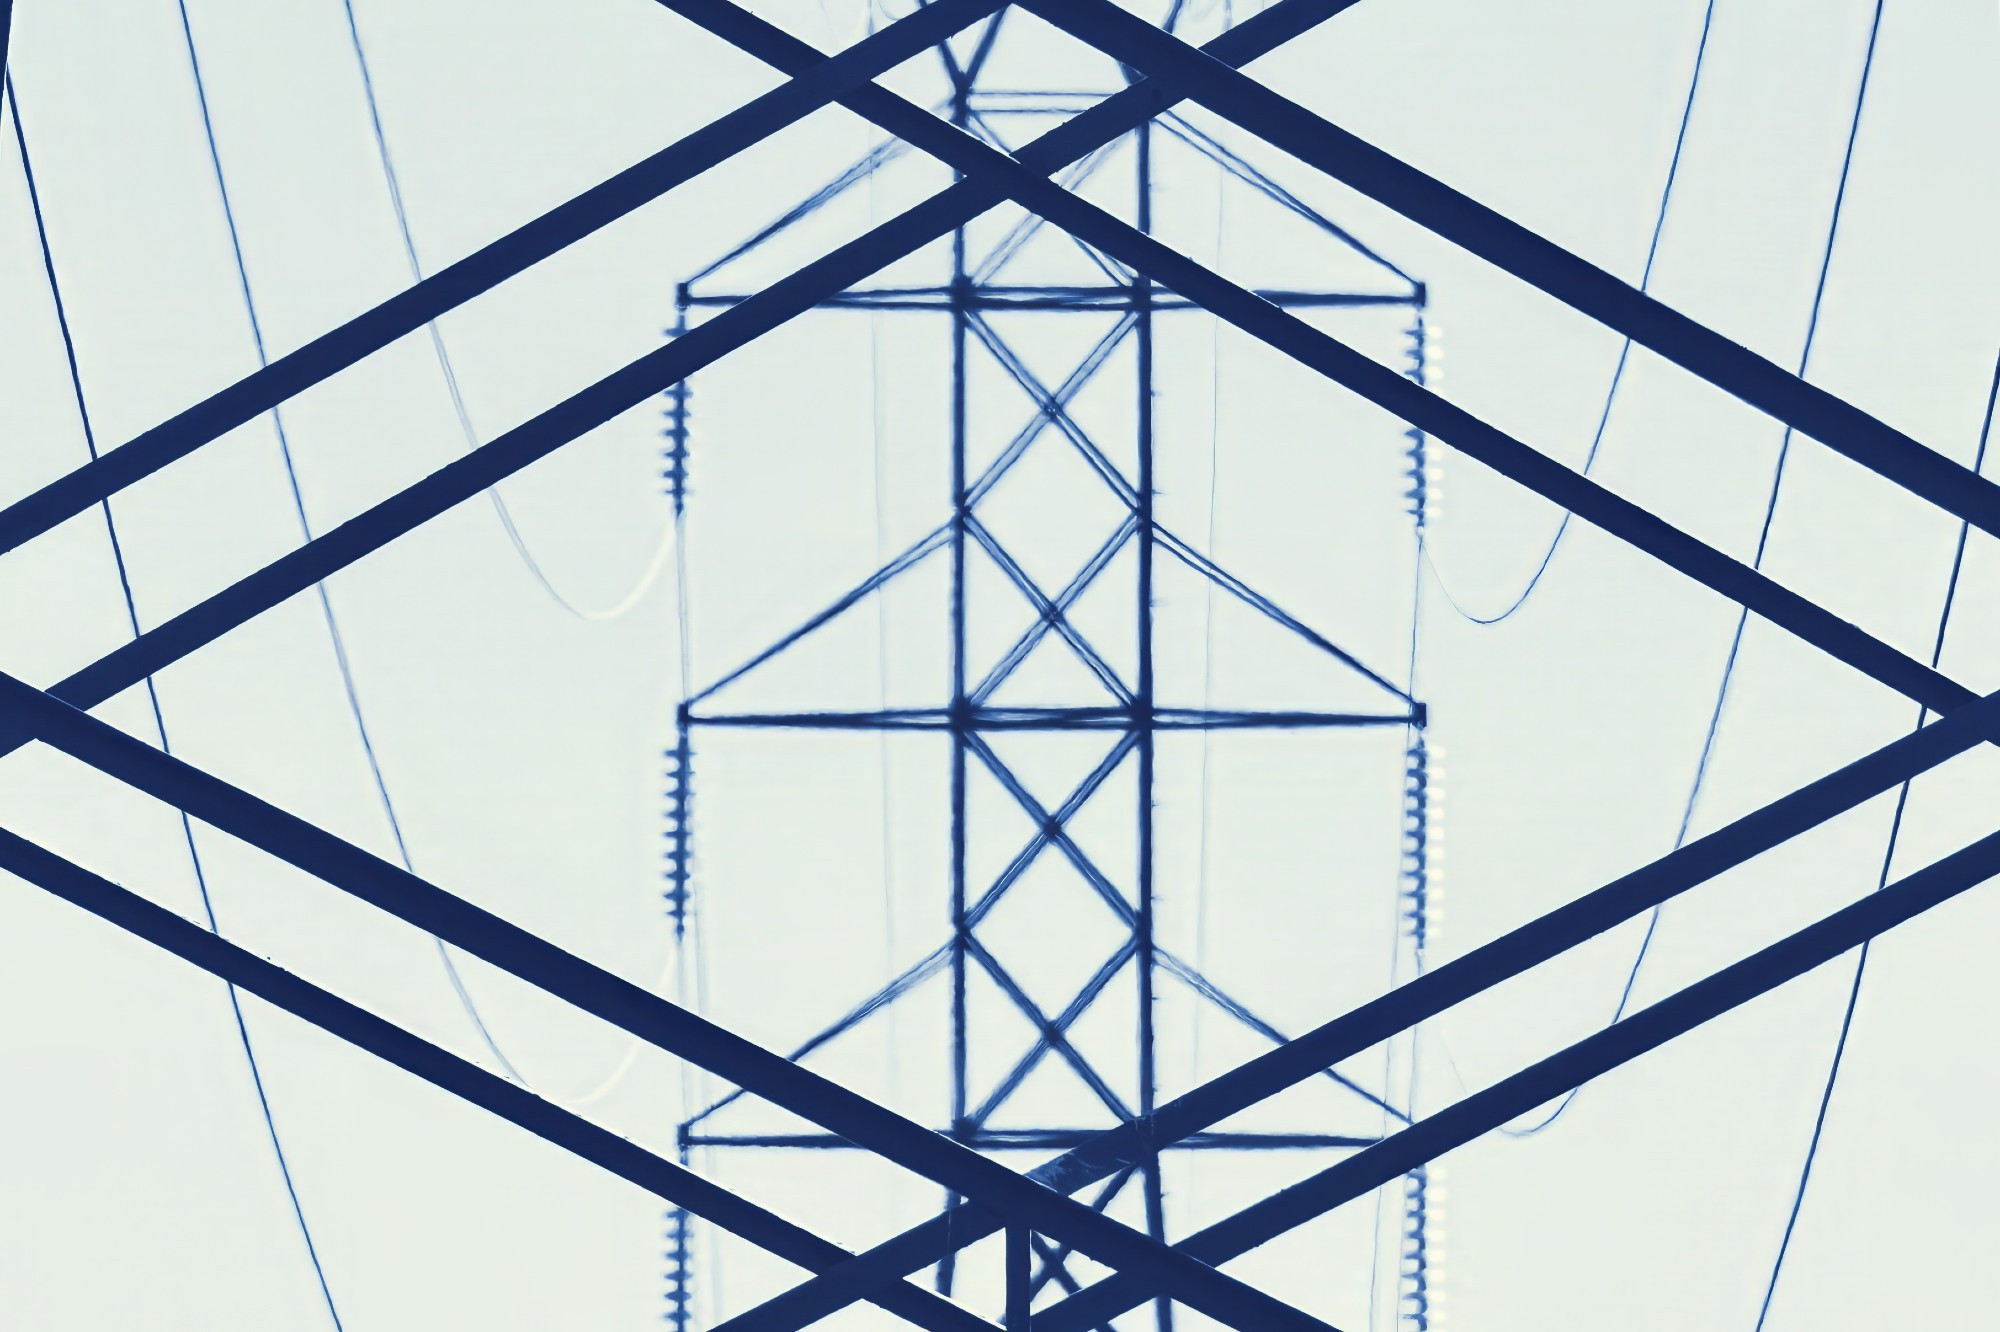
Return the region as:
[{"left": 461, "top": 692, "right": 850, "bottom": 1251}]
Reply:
[
  {"left": 0, "top": 3, "right": 1995, "bottom": 1330},
  {"left": 663, "top": 10, "right": 1432, "bottom": 1324}
]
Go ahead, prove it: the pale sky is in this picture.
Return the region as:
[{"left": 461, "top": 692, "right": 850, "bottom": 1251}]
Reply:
[{"left": 1, "top": 2, "right": 1996, "bottom": 1330}]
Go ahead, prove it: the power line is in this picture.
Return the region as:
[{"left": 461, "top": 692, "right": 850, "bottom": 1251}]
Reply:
[
  {"left": 168, "top": 0, "right": 525, "bottom": 1083},
  {"left": 335, "top": 0, "right": 675, "bottom": 623},
  {"left": 1503, "top": 0, "right": 1889, "bottom": 1138},
  {"left": 1426, "top": 0, "right": 1720, "bottom": 625},
  {"left": 1753, "top": 344, "right": 2000, "bottom": 1329},
  {"left": 4, "top": 71, "right": 343, "bottom": 1331}
]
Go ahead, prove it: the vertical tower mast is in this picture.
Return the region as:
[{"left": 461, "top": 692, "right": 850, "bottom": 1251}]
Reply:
[{"left": 664, "top": 10, "right": 1430, "bottom": 1326}]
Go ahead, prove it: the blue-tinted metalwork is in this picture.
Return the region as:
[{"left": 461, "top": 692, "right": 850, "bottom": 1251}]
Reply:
[
  {"left": 3, "top": 5, "right": 1994, "bottom": 1330},
  {"left": 663, "top": 10, "right": 1431, "bottom": 1323},
  {"left": 662, "top": 720, "right": 695, "bottom": 938},
  {"left": 1400, "top": 1166, "right": 1434, "bottom": 1331}
]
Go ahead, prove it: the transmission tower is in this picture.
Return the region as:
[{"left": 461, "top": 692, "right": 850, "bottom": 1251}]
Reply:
[{"left": 660, "top": 12, "right": 1434, "bottom": 1327}]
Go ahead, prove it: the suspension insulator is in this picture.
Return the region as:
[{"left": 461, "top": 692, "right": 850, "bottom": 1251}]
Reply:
[
  {"left": 1403, "top": 314, "right": 1432, "bottom": 527},
  {"left": 662, "top": 308, "right": 695, "bottom": 515},
  {"left": 663, "top": 720, "right": 695, "bottom": 937},
  {"left": 1401, "top": 736, "right": 1432, "bottom": 952},
  {"left": 1400, "top": 1165, "right": 1441, "bottom": 1330},
  {"left": 664, "top": 1205, "right": 695, "bottom": 1332}
]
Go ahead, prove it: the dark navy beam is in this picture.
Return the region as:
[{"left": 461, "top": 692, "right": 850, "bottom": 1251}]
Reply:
[
  {"left": 713, "top": 687, "right": 2000, "bottom": 1332},
  {"left": 0, "top": 0, "right": 1006, "bottom": 558},
  {"left": 32, "top": 0, "right": 1960, "bottom": 751},
  {"left": 1036, "top": 821, "right": 2000, "bottom": 1328},
  {"left": 0, "top": 674, "right": 1343, "bottom": 1332},
  {"left": 14, "top": 1, "right": 1397, "bottom": 729},
  {"left": 679, "top": 286, "right": 1424, "bottom": 311},
  {"left": 25, "top": 0, "right": 1955, "bottom": 762},
  {"left": 0, "top": 827, "right": 992, "bottom": 1332},
  {"left": 0, "top": 0, "right": 1362, "bottom": 559},
  {"left": 1021, "top": 0, "right": 2000, "bottom": 542},
  {"left": 685, "top": 708, "right": 1422, "bottom": 730},
  {"left": 646, "top": 0, "right": 1965, "bottom": 720},
  {"left": 680, "top": 1131, "right": 1381, "bottom": 1151}
]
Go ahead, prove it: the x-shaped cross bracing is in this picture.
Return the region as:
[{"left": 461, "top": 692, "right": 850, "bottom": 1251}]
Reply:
[{"left": 2, "top": 0, "right": 1996, "bottom": 1328}]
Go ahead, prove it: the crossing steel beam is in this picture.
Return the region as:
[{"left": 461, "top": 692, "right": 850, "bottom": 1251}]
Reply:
[
  {"left": 1, "top": 5, "right": 1985, "bottom": 1327},
  {"left": 0, "top": 0, "right": 1008, "bottom": 556},
  {"left": 0, "top": 672, "right": 1342, "bottom": 1332},
  {"left": 1024, "top": 0, "right": 2000, "bottom": 541},
  {"left": 0, "top": 828, "right": 990, "bottom": 1332},
  {"left": 712, "top": 686, "right": 2000, "bottom": 1330},
  {"left": 1035, "top": 820, "right": 2000, "bottom": 1328},
  {"left": 2, "top": 0, "right": 1966, "bottom": 778}
]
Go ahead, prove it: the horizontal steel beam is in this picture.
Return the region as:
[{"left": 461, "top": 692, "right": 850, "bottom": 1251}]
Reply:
[
  {"left": 679, "top": 286, "right": 1423, "bottom": 312},
  {"left": 681, "top": 1131, "right": 1378, "bottom": 1151},
  {"left": 684, "top": 707, "right": 1420, "bottom": 730}
]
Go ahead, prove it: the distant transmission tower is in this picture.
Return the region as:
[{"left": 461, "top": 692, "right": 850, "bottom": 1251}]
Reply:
[{"left": 660, "top": 12, "right": 1434, "bottom": 1328}]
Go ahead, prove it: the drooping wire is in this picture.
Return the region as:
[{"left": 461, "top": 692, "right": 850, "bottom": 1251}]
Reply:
[
  {"left": 333, "top": 0, "right": 672, "bottom": 1109},
  {"left": 169, "top": 0, "right": 526, "bottom": 1085},
  {"left": 335, "top": 0, "right": 674, "bottom": 622},
  {"left": 1187, "top": 6, "right": 1231, "bottom": 1124},
  {"left": 1752, "top": 345, "right": 2000, "bottom": 1330},
  {"left": 860, "top": 1, "right": 907, "bottom": 1115},
  {"left": 1425, "top": 0, "right": 1719, "bottom": 625},
  {"left": 1503, "top": 0, "right": 1888, "bottom": 1139},
  {"left": 5, "top": 74, "right": 344, "bottom": 1331}
]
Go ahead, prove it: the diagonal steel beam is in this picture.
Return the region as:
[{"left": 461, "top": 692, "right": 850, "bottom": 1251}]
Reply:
[
  {"left": 0, "top": 825, "right": 990, "bottom": 1332},
  {"left": 965, "top": 312, "right": 1140, "bottom": 508},
  {"left": 970, "top": 942, "right": 1137, "bottom": 1127},
  {"left": 965, "top": 938, "right": 1136, "bottom": 1124},
  {"left": 963, "top": 516, "right": 1132, "bottom": 705},
  {"left": 1021, "top": 0, "right": 2000, "bottom": 541},
  {"left": 0, "top": 0, "right": 1009, "bottom": 558},
  {"left": 970, "top": 515, "right": 1137, "bottom": 705},
  {"left": 0, "top": 0, "right": 1358, "bottom": 564},
  {"left": 17, "top": 0, "right": 1963, "bottom": 756},
  {"left": 635, "top": 2, "right": 1972, "bottom": 721},
  {"left": 0, "top": 673, "right": 1341, "bottom": 1332},
  {"left": 965, "top": 314, "right": 1139, "bottom": 510},
  {"left": 13, "top": 1, "right": 1379, "bottom": 735},
  {"left": 1037, "top": 820, "right": 2000, "bottom": 1327},
  {"left": 683, "top": 943, "right": 954, "bottom": 1133},
  {"left": 713, "top": 687, "right": 2000, "bottom": 1332}
]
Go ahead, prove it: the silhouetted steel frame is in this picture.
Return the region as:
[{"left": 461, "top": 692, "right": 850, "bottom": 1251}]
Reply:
[
  {"left": 1020, "top": 0, "right": 2000, "bottom": 535},
  {"left": 5, "top": 677, "right": 1999, "bottom": 1331},
  {"left": 717, "top": 686, "right": 2000, "bottom": 1331},
  {"left": 0, "top": 2, "right": 14, "bottom": 94},
  {"left": 0, "top": 0, "right": 1971, "bottom": 751},
  {"left": 0, "top": 837, "right": 987, "bottom": 1332},
  {"left": 0, "top": 673, "right": 1340, "bottom": 1332},
  {"left": 0, "top": 0, "right": 1987, "bottom": 1324},
  {"left": 667, "top": 21, "right": 1421, "bottom": 1315}
]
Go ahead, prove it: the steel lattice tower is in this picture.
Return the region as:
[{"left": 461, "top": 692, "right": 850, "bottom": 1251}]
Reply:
[
  {"left": 8, "top": 4, "right": 1986, "bottom": 1330},
  {"left": 662, "top": 11, "right": 1432, "bottom": 1327}
]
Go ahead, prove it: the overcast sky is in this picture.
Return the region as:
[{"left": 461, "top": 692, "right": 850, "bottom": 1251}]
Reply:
[{"left": 1, "top": 1, "right": 1996, "bottom": 1329}]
